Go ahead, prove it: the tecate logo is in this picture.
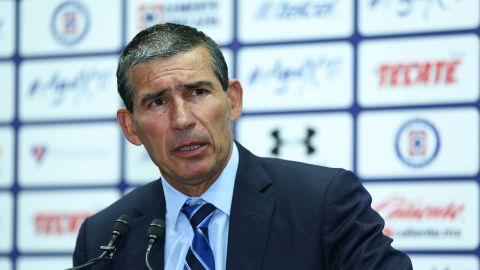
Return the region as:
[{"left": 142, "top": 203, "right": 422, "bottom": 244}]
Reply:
[
  {"left": 378, "top": 59, "right": 461, "bottom": 88},
  {"left": 35, "top": 212, "right": 91, "bottom": 235}
]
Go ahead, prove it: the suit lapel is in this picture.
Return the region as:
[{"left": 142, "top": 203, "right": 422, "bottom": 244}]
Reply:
[
  {"left": 226, "top": 143, "right": 275, "bottom": 270},
  {"left": 125, "top": 180, "right": 166, "bottom": 270},
  {"left": 121, "top": 143, "right": 274, "bottom": 270}
]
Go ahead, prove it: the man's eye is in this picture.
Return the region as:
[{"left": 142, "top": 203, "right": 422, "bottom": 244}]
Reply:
[
  {"left": 192, "top": 89, "right": 207, "bottom": 96},
  {"left": 151, "top": 98, "right": 164, "bottom": 106}
]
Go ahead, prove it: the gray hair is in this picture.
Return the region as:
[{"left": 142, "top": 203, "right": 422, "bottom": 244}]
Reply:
[{"left": 116, "top": 23, "right": 229, "bottom": 112}]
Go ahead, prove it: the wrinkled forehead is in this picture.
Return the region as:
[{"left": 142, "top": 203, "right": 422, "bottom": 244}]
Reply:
[
  {"left": 128, "top": 45, "right": 213, "bottom": 74},
  {"left": 130, "top": 47, "right": 214, "bottom": 80}
]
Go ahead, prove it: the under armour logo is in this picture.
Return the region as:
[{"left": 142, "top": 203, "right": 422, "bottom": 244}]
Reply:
[{"left": 271, "top": 127, "right": 316, "bottom": 156}]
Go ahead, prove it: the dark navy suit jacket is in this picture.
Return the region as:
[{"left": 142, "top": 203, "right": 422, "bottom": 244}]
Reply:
[{"left": 73, "top": 143, "right": 412, "bottom": 269}]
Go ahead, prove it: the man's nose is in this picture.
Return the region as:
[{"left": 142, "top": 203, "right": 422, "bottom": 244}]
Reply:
[{"left": 170, "top": 99, "right": 195, "bottom": 130}]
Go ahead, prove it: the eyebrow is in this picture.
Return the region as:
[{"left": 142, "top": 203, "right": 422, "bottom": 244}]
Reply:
[
  {"left": 182, "top": 80, "right": 215, "bottom": 91},
  {"left": 139, "top": 81, "right": 215, "bottom": 107}
]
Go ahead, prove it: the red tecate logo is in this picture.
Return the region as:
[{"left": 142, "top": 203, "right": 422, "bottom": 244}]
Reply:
[
  {"left": 373, "top": 196, "right": 465, "bottom": 221},
  {"left": 378, "top": 59, "right": 462, "bottom": 87},
  {"left": 35, "top": 212, "right": 92, "bottom": 235}
]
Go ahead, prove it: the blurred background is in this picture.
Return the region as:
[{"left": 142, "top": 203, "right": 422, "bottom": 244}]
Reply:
[{"left": 0, "top": 0, "right": 479, "bottom": 269}]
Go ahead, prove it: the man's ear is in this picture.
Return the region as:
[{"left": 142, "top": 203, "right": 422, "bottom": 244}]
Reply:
[
  {"left": 227, "top": 80, "right": 243, "bottom": 122},
  {"left": 117, "top": 108, "right": 143, "bottom": 146}
]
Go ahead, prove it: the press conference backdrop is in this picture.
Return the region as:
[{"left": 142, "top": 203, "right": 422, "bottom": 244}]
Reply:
[{"left": 0, "top": 0, "right": 479, "bottom": 269}]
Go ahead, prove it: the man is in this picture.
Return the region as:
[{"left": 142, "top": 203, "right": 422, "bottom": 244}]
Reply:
[{"left": 73, "top": 23, "right": 412, "bottom": 269}]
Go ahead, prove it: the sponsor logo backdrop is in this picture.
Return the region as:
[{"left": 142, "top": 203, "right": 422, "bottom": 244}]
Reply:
[{"left": 1, "top": 0, "right": 478, "bottom": 267}]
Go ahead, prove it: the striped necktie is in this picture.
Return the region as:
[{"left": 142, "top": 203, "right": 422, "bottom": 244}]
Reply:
[{"left": 181, "top": 200, "right": 217, "bottom": 270}]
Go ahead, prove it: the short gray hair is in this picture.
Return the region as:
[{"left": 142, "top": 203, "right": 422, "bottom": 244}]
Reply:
[{"left": 116, "top": 23, "right": 229, "bottom": 112}]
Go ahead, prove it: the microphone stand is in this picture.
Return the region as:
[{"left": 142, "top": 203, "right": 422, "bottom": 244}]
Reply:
[
  {"left": 65, "top": 215, "right": 132, "bottom": 270},
  {"left": 65, "top": 235, "right": 119, "bottom": 270}
]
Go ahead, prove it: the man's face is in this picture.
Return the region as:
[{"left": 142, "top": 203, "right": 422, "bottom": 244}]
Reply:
[{"left": 117, "top": 46, "right": 242, "bottom": 195}]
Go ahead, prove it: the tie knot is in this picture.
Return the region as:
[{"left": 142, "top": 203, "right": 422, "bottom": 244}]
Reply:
[{"left": 181, "top": 201, "right": 217, "bottom": 229}]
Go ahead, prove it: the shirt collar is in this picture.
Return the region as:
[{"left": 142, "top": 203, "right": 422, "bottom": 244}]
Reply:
[{"left": 161, "top": 143, "right": 239, "bottom": 228}]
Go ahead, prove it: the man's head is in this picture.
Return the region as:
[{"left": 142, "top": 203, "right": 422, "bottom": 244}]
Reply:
[
  {"left": 117, "top": 23, "right": 230, "bottom": 113},
  {"left": 116, "top": 23, "right": 243, "bottom": 196}
]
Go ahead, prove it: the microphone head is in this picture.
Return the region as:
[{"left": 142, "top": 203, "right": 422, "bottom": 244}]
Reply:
[
  {"left": 112, "top": 214, "right": 132, "bottom": 237},
  {"left": 148, "top": 218, "right": 165, "bottom": 240}
]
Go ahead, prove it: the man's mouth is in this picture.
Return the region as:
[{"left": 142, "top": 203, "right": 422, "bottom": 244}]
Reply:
[
  {"left": 174, "top": 141, "right": 207, "bottom": 153},
  {"left": 178, "top": 144, "right": 202, "bottom": 151}
]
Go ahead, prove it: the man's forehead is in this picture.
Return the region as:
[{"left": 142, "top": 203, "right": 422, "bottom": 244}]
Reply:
[
  {"left": 133, "top": 46, "right": 211, "bottom": 69},
  {"left": 130, "top": 48, "right": 213, "bottom": 79}
]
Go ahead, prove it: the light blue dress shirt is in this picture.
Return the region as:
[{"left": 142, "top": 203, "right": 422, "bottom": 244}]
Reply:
[{"left": 161, "top": 144, "right": 239, "bottom": 270}]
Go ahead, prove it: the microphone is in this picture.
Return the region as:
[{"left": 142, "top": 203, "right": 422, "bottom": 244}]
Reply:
[
  {"left": 145, "top": 218, "right": 166, "bottom": 270},
  {"left": 66, "top": 215, "right": 132, "bottom": 270}
]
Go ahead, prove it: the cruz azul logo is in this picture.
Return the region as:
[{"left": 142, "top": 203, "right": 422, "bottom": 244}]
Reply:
[
  {"left": 50, "top": 0, "right": 90, "bottom": 46},
  {"left": 255, "top": 0, "right": 339, "bottom": 20},
  {"left": 378, "top": 58, "right": 461, "bottom": 88},
  {"left": 395, "top": 119, "right": 440, "bottom": 168},
  {"left": 369, "top": 0, "right": 458, "bottom": 18},
  {"left": 137, "top": 4, "right": 165, "bottom": 31}
]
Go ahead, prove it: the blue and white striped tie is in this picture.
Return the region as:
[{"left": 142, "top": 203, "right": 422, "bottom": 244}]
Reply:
[{"left": 181, "top": 200, "right": 217, "bottom": 270}]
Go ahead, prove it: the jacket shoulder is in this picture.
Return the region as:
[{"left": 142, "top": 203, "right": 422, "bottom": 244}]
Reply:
[{"left": 85, "top": 180, "right": 162, "bottom": 232}]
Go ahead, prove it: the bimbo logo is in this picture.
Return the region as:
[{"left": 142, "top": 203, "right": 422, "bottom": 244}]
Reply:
[
  {"left": 50, "top": 1, "right": 90, "bottom": 46},
  {"left": 35, "top": 212, "right": 91, "bottom": 235},
  {"left": 255, "top": 0, "right": 338, "bottom": 20},
  {"left": 378, "top": 58, "right": 461, "bottom": 87},
  {"left": 395, "top": 119, "right": 440, "bottom": 168},
  {"left": 28, "top": 69, "right": 111, "bottom": 106},
  {"left": 137, "top": 4, "right": 165, "bottom": 31},
  {"left": 369, "top": 0, "right": 458, "bottom": 18},
  {"left": 248, "top": 56, "right": 343, "bottom": 95}
]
